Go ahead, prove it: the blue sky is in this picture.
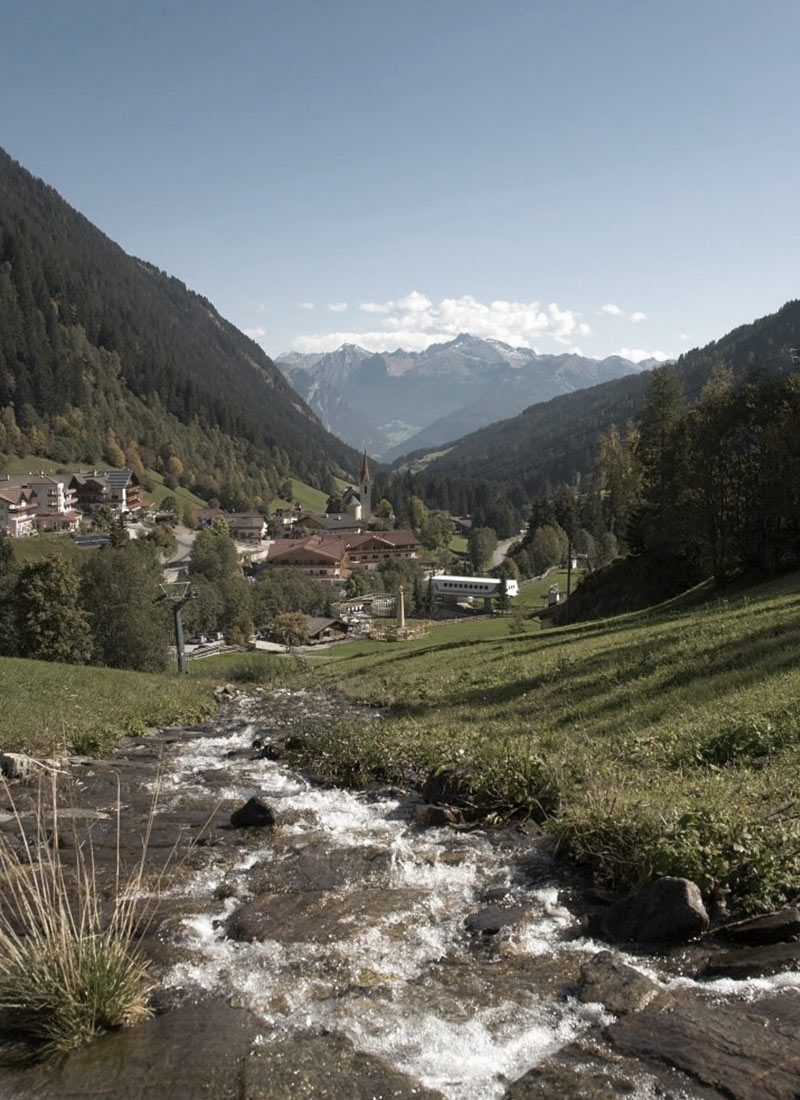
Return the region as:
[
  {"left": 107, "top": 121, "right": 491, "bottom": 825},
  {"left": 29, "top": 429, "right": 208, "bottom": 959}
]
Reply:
[{"left": 2, "top": 0, "right": 798, "bottom": 362}]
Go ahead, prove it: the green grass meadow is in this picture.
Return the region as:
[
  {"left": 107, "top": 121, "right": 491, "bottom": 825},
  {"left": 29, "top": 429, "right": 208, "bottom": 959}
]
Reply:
[
  {"left": 0, "top": 658, "right": 217, "bottom": 757},
  {"left": 265, "top": 569, "right": 800, "bottom": 913}
]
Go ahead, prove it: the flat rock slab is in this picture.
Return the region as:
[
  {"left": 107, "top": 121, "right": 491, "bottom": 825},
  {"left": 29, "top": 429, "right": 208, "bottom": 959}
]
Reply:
[
  {"left": 713, "top": 906, "right": 800, "bottom": 945},
  {"left": 0, "top": 998, "right": 447, "bottom": 1100},
  {"left": 606, "top": 990, "right": 800, "bottom": 1100},
  {"left": 703, "top": 941, "right": 800, "bottom": 980},
  {"left": 228, "top": 885, "right": 426, "bottom": 943},
  {"left": 503, "top": 1033, "right": 729, "bottom": 1100}
]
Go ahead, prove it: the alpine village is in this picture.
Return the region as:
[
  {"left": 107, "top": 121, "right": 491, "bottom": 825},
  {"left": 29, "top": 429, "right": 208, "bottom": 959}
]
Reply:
[{"left": 4, "top": 145, "right": 800, "bottom": 1100}]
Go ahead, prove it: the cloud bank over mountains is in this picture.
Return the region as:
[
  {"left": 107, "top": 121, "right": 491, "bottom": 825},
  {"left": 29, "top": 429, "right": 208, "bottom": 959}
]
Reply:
[{"left": 283, "top": 290, "right": 671, "bottom": 363}]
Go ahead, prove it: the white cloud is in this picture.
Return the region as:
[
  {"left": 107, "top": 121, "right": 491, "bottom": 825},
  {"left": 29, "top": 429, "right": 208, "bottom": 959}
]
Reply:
[
  {"left": 244, "top": 326, "right": 267, "bottom": 340},
  {"left": 680, "top": 332, "right": 689, "bottom": 341},
  {"left": 298, "top": 301, "right": 315, "bottom": 310},
  {"left": 600, "top": 303, "right": 623, "bottom": 316},
  {"left": 630, "top": 311, "right": 647, "bottom": 323},
  {"left": 294, "top": 290, "right": 585, "bottom": 354},
  {"left": 327, "top": 301, "right": 348, "bottom": 312},
  {"left": 619, "top": 347, "right": 671, "bottom": 364}
]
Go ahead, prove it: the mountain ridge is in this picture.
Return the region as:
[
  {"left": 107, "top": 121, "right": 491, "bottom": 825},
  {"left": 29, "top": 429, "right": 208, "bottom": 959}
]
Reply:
[{"left": 276, "top": 336, "right": 647, "bottom": 460}]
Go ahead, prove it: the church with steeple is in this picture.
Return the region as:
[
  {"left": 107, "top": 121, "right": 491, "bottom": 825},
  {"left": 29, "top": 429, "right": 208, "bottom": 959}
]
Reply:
[{"left": 340, "top": 449, "right": 372, "bottom": 523}]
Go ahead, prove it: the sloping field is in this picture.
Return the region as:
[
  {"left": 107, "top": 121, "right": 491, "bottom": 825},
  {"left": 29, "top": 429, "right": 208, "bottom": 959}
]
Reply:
[
  {"left": 0, "top": 658, "right": 217, "bottom": 757},
  {"left": 290, "top": 571, "right": 800, "bottom": 913}
]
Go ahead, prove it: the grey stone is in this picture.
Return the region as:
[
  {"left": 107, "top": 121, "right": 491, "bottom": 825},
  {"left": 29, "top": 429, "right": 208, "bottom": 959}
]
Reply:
[
  {"left": 607, "top": 991, "right": 800, "bottom": 1100},
  {"left": 0, "top": 999, "right": 447, "bottom": 1100},
  {"left": 578, "top": 950, "right": 661, "bottom": 1015},
  {"left": 411, "top": 803, "right": 464, "bottom": 827},
  {"left": 464, "top": 904, "right": 530, "bottom": 936},
  {"left": 703, "top": 940, "right": 800, "bottom": 980},
  {"left": 598, "top": 876, "right": 709, "bottom": 944},
  {"left": 713, "top": 906, "right": 800, "bottom": 945}
]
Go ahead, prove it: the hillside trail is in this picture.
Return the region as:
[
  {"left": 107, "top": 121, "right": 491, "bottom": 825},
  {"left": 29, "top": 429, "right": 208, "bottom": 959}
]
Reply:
[{"left": 2, "top": 689, "right": 800, "bottom": 1100}]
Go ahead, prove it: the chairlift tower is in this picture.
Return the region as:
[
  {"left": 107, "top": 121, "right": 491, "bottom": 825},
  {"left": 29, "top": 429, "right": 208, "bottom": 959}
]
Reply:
[{"left": 158, "top": 581, "right": 197, "bottom": 674}]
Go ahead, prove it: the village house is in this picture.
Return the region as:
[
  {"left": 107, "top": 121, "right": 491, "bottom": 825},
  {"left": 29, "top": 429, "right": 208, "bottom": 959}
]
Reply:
[
  {"left": 197, "top": 510, "right": 269, "bottom": 542},
  {"left": 264, "top": 529, "right": 423, "bottom": 584},
  {"left": 0, "top": 485, "right": 36, "bottom": 538},
  {"left": 68, "top": 470, "right": 142, "bottom": 516},
  {"left": 292, "top": 512, "right": 365, "bottom": 536},
  {"left": 0, "top": 473, "right": 82, "bottom": 534},
  {"left": 302, "top": 616, "right": 351, "bottom": 644}
]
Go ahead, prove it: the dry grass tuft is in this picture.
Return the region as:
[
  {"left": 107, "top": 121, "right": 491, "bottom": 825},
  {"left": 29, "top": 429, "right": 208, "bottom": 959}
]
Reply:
[{"left": 0, "top": 772, "right": 159, "bottom": 1059}]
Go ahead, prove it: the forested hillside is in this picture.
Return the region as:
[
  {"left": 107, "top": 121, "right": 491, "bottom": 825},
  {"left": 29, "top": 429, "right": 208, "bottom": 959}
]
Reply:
[
  {"left": 419, "top": 299, "right": 800, "bottom": 496},
  {"left": 0, "top": 148, "right": 362, "bottom": 508}
]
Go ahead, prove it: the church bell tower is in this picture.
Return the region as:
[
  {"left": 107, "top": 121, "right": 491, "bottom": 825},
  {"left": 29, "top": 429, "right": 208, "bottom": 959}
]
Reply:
[{"left": 359, "top": 450, "right": 372, "bottom": 522}]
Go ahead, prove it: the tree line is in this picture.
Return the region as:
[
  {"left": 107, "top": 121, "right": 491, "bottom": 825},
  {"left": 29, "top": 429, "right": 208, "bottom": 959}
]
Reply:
[
  {"left": 505, "top": 361, "right": 800, "bottom": 603},
  {"left": 0, "top": 525, "right": 339, "bottom": 673}
]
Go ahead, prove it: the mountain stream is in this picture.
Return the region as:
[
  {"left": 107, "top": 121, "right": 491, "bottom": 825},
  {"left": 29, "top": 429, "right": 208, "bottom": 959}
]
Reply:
[{"left": 148, "top": 692, "right": 800, "bottom": 1099}]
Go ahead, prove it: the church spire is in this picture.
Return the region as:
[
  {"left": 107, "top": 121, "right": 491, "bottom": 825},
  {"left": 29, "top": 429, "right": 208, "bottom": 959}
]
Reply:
[{"left": 359, "top": 448, "right": 372, "bottom": 522}]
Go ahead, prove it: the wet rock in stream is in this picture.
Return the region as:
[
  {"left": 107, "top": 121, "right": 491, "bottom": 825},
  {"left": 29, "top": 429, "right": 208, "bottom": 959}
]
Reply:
[
  {"left": 0, "top": 998, "right": 448, "bottom": 1100},
  {"left": 606, "top": 989, "right": 800, "bottom": 1100}
]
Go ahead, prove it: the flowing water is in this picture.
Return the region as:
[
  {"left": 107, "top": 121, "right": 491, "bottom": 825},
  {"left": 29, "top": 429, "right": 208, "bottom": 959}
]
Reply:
[{"left": 150, "top": 693, "right": 800, "bottom": 1100}]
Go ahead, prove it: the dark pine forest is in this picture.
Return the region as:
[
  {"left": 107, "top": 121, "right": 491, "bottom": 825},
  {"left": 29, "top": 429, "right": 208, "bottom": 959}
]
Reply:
[{"left": 0, "top": 147, "right": 363, "bottom": 508}]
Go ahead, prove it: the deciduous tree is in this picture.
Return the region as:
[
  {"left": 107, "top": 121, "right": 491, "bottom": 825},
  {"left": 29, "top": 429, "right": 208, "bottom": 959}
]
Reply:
[{"left": 17, "top": 557, "right": 92, "bottom": 664}]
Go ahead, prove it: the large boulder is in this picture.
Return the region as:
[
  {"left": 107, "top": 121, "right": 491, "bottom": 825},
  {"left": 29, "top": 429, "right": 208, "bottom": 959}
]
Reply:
[{"left": 597, "top": 877, "right": 709, "bottom": 944}]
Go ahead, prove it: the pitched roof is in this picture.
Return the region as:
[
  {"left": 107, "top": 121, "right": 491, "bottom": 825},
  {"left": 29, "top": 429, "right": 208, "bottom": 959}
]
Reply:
[
  {"left": 304, "top": 616, "right": 349, "bottom": 636},
  {"left": 268, "top": 536, "right": 350, "bottom": 563}
]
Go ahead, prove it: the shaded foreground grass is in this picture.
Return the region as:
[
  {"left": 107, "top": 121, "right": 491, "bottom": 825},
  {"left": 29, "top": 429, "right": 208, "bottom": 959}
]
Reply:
[
  {"left": 0, "top": 658, "right": 218, "bottom": 757},
  {"left": 276, "top": 570, "right": 800, "bottom": 914}
]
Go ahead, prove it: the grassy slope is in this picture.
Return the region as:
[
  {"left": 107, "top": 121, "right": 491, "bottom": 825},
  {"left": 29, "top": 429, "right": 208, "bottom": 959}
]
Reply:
[
  {"left": 274, "top": 569, "right": 800, "bottom": 913},
  {"left": 0, "top": 658, "right": 217, "bottom": 757},
  {"left": 145, "top": 469, "right": 207, "bottom": 511},
  {"left": 269, "top": 476, "right": 349, "bottom": 516}
]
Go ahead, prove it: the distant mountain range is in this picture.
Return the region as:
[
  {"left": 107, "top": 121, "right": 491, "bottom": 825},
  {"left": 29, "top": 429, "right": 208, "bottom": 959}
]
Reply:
[{"left": 276, "top": 337, "right": 653, "bottom": 461}]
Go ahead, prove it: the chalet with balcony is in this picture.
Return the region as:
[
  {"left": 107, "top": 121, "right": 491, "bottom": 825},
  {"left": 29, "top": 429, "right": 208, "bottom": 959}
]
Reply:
[
  {"left": 0, "top": 486, "right": 36, "bottom": 538},
  {"left": 68, "top": 470, "right": 142, "bottom": 516}
]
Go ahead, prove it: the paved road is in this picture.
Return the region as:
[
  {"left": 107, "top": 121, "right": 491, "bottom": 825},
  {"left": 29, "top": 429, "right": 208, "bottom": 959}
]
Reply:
[
  {"left": 491, "top": 535, "right": 521, "bottom": 567},
  {"left": 170, "top": 526, "right": 196, "bottom": 564}
]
